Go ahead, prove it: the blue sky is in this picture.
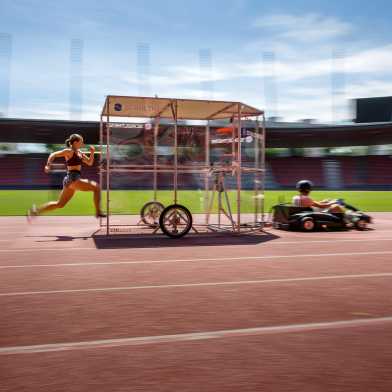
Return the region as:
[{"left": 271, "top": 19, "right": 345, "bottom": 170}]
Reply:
[{"left": 1, "top": 0, "right": 392, "bottom": 122}]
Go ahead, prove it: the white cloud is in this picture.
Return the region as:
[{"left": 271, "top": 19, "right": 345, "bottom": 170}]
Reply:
[
  {"left": 9, "top": 101, "right": 101, "bottom": 121},
  {"left": 347, "top": 45, "right": 392, "bottom": 73},
  {"left": 236, "top": 44, "right": 392, "bottom": 82},
  {"left": 346, "top": 80, "right": 392, "bottom": 99},
  {"left": 117, "top": 43, "right": 392, "bottom": 90},
  {"left": 122, "top": 67, "right": 231, "bottom": 87},
  {"left": 252, "top": 13, "right": 353, "bottom": 43},
  {"left": 151, "top": 88, "right": 229, "bottom": 101}
]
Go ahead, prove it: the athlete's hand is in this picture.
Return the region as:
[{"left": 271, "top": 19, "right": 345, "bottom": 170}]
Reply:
[
  {"left": 89, "top": 145, "right": 95, "bottom": 154},
  {"left": 44, "top": 164, "right": 50, "bottom": 174}
]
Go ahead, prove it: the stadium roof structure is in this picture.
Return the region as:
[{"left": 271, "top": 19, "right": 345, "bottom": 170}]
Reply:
[
  {"left": 1, "top": 117, "right": 392, "bottom": 147},
  {"left": 266, "top": 122, "right": 392, "bottom": 148},
  {"left": 101, "top": 96, "right": 264, "bottom": 120}
]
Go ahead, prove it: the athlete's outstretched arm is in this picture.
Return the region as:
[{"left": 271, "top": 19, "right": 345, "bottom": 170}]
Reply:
[{"left": 45, "top": 149, "right": 69, "bottom": 173}]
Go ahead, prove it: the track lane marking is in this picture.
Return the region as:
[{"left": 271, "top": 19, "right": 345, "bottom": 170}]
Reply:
[
  {"left": 1, "top": 250, "right": 392, "bottom": 269},
  {"left": 1, "top": 272, "right": 392, "bottom": 297},
  {"left": 1, "top": 316, "right": 392, "bottom": 355},
  {"left": 1, "top": 237, "right": 392, "bottom": 253}
]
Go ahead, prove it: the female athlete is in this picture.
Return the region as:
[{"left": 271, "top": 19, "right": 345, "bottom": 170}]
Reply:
[{"left": 27, "top": 133, "right": 105, "bottom": 220}]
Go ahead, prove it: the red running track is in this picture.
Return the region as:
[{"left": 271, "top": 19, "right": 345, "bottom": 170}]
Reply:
[{"left": 0, "top": 213, "right": 392, "bottom": 391}]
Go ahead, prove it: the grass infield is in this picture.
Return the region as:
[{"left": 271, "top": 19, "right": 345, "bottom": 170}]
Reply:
[{"left": 1, "top": 190, "right": 391, "bottom": 216}]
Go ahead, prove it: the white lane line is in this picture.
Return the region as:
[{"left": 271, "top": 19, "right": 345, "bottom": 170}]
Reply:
[
  {"left": 1, "top": 316, "right": 392, "bottom": 355},
  {"left": 1, "top": 250, "right": 392, "bottom": 269},
  {"left": 1, "top": 272, "right": 392, "bottom": 297},
  {"left": 0, "top": 237, "right": 392, "bottom": 253}
]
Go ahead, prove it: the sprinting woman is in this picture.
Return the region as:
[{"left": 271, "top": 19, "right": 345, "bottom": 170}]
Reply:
[{"left": 27, "top": 133, "right": 105, "bottom": 220}]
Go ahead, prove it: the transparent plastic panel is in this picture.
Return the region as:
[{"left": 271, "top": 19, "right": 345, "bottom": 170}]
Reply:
[{"left": 100, "top": 120, "right": 265, "bottom": 229}]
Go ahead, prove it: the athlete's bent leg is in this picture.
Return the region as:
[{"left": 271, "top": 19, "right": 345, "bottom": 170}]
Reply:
[
  {"left": 33, "top": 187, "right": 76, "bottom": 215},
  {"left": 72, "top": 179, "right": 104, "bottom": 217}
]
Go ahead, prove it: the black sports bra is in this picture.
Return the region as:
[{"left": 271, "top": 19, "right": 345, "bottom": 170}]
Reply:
[{"left": 66, "top": 150, "right": 83, "bottom": 166}]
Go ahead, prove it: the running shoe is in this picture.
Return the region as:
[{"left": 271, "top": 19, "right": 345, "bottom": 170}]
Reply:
[{"left": 26, "top": 204, "right": 37, "bottom": 223}]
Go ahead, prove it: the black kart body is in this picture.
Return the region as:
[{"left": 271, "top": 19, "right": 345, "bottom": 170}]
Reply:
[{"left": 272, "top": 202, "right": 372, "bottom": 231}]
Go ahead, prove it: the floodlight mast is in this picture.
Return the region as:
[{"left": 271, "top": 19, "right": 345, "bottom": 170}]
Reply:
[
  {"left": 106, "top": 97, "right": 110, "bottom": 235},
  {"left": 237, "top": 103, "right": 242, "bottom": 232}
]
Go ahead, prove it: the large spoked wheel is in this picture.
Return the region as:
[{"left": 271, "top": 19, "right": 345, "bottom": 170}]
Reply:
[
  {"left": 159, "top": 204, "right": 193, "bottom": 238},
  {"left": 140, "top": 201, "right": 165, "bottom": 227}
]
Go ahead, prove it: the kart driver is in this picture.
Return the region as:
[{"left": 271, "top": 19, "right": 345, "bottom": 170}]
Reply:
[{"left": 292, "top": 180, "right": 345, "bottom": 214}]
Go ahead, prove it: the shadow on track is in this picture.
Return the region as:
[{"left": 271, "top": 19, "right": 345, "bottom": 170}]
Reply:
[
  {"left": 91, "top": 230, "right": 280, "bottom": 249},
  {"left": 24, "top": 230, "right": 280, "bottom": 248},
  {"left": 25, "top": 235, "right": 91, "bottom": 242}
]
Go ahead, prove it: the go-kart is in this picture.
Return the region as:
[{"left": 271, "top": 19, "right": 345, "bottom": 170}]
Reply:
[{"left": 272, "top": 199, "right": 372, "bottom": 231}]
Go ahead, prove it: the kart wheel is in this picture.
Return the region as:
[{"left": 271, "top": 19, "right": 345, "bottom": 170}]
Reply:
[
  {"left": 355, "top": 219, "right": 367, "bottom": 231},
  {"left": 301, "top": 217, "right": 315, "bottom": 231},
  {"left": 140, "top": 201, "right": 165, "bottom": 227},
  {"left": 159, "top": 204, "right": 193, "bottom": 238}
]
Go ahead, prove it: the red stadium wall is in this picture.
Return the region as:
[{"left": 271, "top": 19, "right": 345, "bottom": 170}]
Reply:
[
  {"left": 0, "top": 153, "right": 99, "bottom": 189},
  {"left": 0, "top": 153, "right": 392, "bottom": 190},
  {"left": 267, "top": 156, "right": 392, "bottom": 189},
  {"left": 268, "top": 157, "right": 324, "bottom": 188}
]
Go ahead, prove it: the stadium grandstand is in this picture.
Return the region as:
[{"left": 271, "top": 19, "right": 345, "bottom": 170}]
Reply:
[{"left": 1, "top": 114, "right": 392, "bottom": 191}]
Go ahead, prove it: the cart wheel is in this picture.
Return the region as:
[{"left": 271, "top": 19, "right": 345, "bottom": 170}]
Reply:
[
  {"left": 159, "top": 204, "right": 193, "bottom": 238},
  {"left": 301, "top": 217, "right": 315, "bottom": 231},
  {"left": 355, "top": 219, "right": 367, "bottom": 231},
  {"left": 140, "top": 201, "right": 165, "bottom": 227}
]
